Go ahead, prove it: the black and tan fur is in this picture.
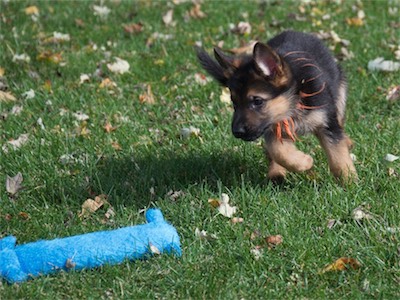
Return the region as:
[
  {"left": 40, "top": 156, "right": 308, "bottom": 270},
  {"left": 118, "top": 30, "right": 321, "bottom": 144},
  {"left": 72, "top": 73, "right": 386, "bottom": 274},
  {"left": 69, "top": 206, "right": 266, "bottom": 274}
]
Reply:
[{"left": 197, "top": 31, "right": 357, "bottom": 183}]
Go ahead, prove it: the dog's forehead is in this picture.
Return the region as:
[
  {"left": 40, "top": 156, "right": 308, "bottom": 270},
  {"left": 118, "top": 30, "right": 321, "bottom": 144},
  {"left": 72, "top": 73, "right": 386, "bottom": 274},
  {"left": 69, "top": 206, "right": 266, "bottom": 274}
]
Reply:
[
  {"left": 228, "top": 70, "right": 274, "bottom": 99},
  {"left": 228, "top": 66, "right": 258, "bottom": 95}
]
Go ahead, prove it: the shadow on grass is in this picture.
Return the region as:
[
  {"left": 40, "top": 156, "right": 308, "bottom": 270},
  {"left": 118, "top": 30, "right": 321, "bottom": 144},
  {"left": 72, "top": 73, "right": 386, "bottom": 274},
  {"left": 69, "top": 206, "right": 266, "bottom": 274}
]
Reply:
[{"left": 91, "top": 148, "right": 270, "bottom": 207}]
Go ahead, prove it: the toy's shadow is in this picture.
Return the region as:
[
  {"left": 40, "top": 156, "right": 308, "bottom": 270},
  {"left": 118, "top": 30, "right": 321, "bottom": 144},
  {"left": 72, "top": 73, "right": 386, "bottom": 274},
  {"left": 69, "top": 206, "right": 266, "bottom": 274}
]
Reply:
[{"left": 93, "top": 148, "right": 268, "bottom": 207}]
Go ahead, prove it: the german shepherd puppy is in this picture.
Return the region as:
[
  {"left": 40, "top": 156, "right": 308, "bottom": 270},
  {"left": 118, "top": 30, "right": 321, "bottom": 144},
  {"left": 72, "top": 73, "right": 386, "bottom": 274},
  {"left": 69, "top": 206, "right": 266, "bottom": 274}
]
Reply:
[{"left": 197, "top": 31, "right": 357, "bottom": 183}]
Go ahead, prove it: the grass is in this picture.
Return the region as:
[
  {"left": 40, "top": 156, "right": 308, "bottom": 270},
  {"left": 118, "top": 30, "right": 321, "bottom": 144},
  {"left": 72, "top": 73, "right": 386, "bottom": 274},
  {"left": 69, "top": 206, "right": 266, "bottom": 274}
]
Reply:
[{"left": 0, "top": 0, "right": 399, "bottom": 298}]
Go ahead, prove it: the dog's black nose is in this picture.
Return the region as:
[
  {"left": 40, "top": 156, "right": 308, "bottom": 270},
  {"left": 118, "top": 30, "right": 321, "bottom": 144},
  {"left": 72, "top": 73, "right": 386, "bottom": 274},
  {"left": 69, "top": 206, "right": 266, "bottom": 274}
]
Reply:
[{"left": 232, "top": 125, "right": 247, "bottom": 138}]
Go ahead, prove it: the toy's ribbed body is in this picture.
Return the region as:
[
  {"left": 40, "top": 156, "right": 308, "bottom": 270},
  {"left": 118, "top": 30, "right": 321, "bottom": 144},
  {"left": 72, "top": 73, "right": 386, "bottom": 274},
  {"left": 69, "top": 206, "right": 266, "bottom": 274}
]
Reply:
[{"left": 0, "top": 209, "right": 181, "bottom": 283}]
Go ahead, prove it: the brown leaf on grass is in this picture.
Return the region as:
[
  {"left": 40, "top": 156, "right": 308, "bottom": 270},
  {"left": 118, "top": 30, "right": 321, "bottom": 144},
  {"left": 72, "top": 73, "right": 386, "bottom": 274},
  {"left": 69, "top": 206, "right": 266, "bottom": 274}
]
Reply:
[
  {"left": 111, "top": 141, "right": 122, "bottom": 151},
  {"left": 188, "top": 3, "right": 206, "bottom": 19},
  {"left": 0, "top": 67, "right": 5, "bottom": 77},
  {"left": 6, "top": 173, "right": 23, "bottom": 197},
  {"left": 265, "top": 235, "right": 283, "bottom": 249},
  {"left": 103, "top": 121, "right": 117, "bottom": 133},
  {"left": 139, "top": 85, "right": 156, "bottom": 104},
  {"left": 37, "top": 51, "right": 63, "bottom": 64},
  {"left": 386, "top": 85, "right": 400, "bottom": 103},
  {"left": 99, "top": 78, "right": 117, "bottom": 89},
  {"left": 75, "top": 18, "right": 85, "bottom": 28},
  {"left": 320, "top": 257, "right": 361, "bottom": 273},
  {"left": 75, "top": 122, "right": 91, "bottom": 137},
  {"left": 0, "top": 91, "right": 17, "bottom": 102},
  {"left": 346, "top": 17, "right": 364, "bottom": 26},
  {"left": 79, "top": 194, "right": 107, "bottom": 218},
  {"left": 25, "top": 5, "right": 39, "bottom": 15},
  {"left": 18, "top": 212, "right": 30, "bottom": 220},
  {"left": 123, "top": 23, "right": 143, "bottom": 34}
]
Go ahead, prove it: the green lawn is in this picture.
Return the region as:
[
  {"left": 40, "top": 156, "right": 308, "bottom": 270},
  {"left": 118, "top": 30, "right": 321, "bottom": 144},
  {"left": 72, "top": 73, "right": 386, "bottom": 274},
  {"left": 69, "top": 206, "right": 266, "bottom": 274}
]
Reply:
[{"left": 1, "top": 0, "right": 399, "bottom": 298}]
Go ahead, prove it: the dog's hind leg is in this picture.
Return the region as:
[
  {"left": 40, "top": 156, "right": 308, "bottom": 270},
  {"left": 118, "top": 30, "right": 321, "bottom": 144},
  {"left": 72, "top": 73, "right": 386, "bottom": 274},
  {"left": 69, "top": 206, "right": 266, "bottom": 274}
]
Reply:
[{"left": 316, "top": 129, "right": 357, "bottom": 183}]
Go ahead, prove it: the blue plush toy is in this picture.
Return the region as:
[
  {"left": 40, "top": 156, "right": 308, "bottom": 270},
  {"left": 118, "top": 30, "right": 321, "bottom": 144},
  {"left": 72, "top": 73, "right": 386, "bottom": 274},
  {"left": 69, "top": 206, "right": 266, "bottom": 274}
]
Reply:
[{"left": 0, "top": 209, "right": 181, "bottom": 283}]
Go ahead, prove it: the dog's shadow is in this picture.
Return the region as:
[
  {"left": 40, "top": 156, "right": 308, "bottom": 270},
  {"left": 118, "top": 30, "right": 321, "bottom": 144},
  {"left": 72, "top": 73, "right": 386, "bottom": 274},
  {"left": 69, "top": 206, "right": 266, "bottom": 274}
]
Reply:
[{"left": 92, "top": 148, "right": 270, "bottom": 207}]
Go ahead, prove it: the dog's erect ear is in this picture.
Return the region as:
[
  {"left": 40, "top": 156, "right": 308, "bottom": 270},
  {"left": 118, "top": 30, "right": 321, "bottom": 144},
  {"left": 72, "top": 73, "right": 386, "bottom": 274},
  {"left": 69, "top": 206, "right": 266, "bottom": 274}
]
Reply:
[
  {"left": 253, "top": 42, "right": 289, "bottom": 87},
  {"left": 213, "top": 47, "right": 235, "bottom": 72},
  {"left": 196, "top": 47, "right": 236, "bottom": 86}
]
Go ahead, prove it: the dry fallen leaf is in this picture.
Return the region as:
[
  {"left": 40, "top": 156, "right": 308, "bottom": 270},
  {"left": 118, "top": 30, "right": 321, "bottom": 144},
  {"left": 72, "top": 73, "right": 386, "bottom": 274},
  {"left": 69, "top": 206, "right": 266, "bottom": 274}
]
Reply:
[
  {"left": 103, "top": 121, "right": 117, "bottom": 133},
  {"left": 37, "top": 51, "right": 63, "bottom": 64},
  {"left": 99, "top": 78, "right": 117, "bottom": 89},
  {"left": 139, "top": 85, "right": 156, "bottom": 104},
  {"left": 107, "top": 57, "right": 130, "bottom": 74},
  {"left": 0, "top": 91, "right": 17, "bottom": 102},
  {"left": 111, "top": 141, "right": 122, "bottom": 151},
  {"left": 384, "top": 153, "right": 399, "bottom": 162},
  {"left": 231, "top": 21, "right": 252, "bottom": 35},
  {"left": 79, "top": 195, "right": 107, "bottom": 218},
  {"left": 386, "top": 85, "right": 400, "bottom": 102},
  {"left": 352, "top": 205, "right": 374, "bottom": 221},
  {"left": 166, "top": 190, "right": 185, "bottom": 201},
  {"left": 265, "top": 235, "right": 283, "bottom": 249},
  {"left": 321, "top": 257, "right": 361, "bottom": 273},
  {"left": 6, "top": 133, "right": 30, "bottom": 151},
  {"left": 195, "top": 228, "right": 218, "bottom": 240},
  {"left": 22, "top": 89, "right": 35, "bottom": 99},
  {"left": 327, "top": 219, "right": 342, "bottom": 229},
  {"left": 188, "top": 3, "right": 206, "bottom": 19},
  {"left": 388, "top": 167, "right": 398, "bottom": 177},
  {"left": 180, "top": 126, "right": 200, "bottom": 139},
  {"left": 220, "top": 88, "right": 231, "bottom": 104},
  {"left": 149, "top": 242, "right": 161, "bottom": 255},
  {"left": 250, "top": 246, "right": 263, "bottom": 260},
  {"left": 6, "top": 172, "right": 24, "bottom": 197},
  {"left": 162, "top": 9, "right": 175, "bottom": 27},
  {"left": 73, "top": 111, "right": 90, "bottom": 121},
  {"left": 123, "top": 23, "right": 143, "bottom": 34},
  {"left": 208, "top": 193, "right": 237, "bottom": 218},
  {"left": 12, "top": 54, "right": 31, "bottom": 63},
  {"left": 231, "top": 217, "right": 244, "bottom": 224},
  {"left": 368, "top": 57, "right": 400, "bottom": 72},
  {"left": 25, "top": 5, "right": 39, "bottom": 15},
  {"left": 346, "top": 17, "right": 364, "bottom": 26},
  {"left": 65, "top": 258, "right": 76, "bottom": 269},
  {"left": 18, "top": 212, "right": 30, "bottom": 220},
  {"left": 79, "top": 74, "right": 90, "bottom": 84},
  {"left": 93, "top": 5, "right": 111, "bottom": 19},
  {"left": 193, "top": 73, "right": 210, "bottom": 86}
]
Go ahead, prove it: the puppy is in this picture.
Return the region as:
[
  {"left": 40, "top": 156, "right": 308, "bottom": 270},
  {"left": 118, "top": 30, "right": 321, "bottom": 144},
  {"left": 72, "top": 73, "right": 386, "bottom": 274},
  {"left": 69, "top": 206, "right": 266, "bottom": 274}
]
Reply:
[{"left": 197, "top": 30, "right": 357, "bottom": 183}]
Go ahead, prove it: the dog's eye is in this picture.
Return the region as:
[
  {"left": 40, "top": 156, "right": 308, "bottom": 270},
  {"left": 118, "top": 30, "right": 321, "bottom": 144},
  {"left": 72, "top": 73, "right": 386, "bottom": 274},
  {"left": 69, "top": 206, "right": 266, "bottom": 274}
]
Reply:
[{"left": 251, "top": 96, "right": 264, "bottom": 107}]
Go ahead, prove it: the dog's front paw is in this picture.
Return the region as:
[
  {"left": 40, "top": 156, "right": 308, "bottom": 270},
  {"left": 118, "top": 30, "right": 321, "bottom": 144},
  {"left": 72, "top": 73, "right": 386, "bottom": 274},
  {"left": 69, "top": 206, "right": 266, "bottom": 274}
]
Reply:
[
  {"left": 296, "top": 154, "right": 314, "bottom": 172},
  {"left": 277, "top": 153, "right": 313, "bottom": 173}
]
